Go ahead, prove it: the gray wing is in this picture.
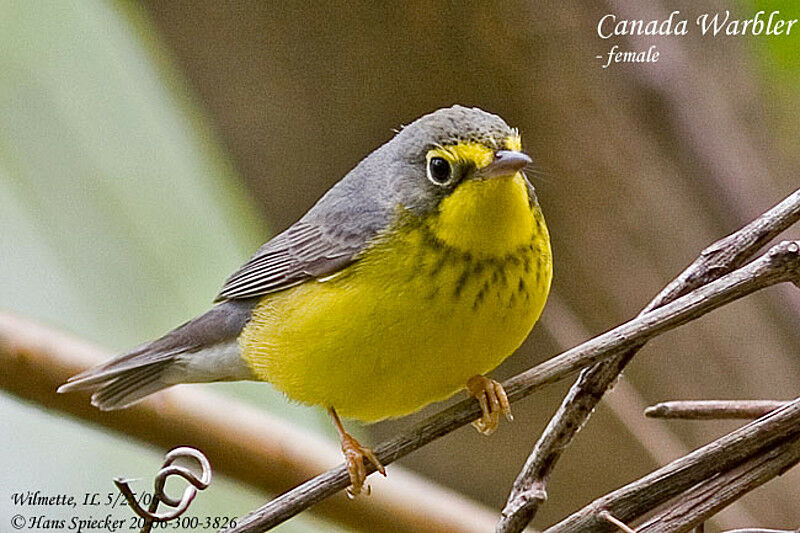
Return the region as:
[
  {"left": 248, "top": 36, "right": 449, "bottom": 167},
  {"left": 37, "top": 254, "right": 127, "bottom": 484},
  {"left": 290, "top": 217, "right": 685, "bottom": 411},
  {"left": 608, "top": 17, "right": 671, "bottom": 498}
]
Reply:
[
  {"left": 217, "top": 143, "right": 397, "bottom": 302},
  {"left": 215, "top": 220, "right": 372, "bottom": 301}
]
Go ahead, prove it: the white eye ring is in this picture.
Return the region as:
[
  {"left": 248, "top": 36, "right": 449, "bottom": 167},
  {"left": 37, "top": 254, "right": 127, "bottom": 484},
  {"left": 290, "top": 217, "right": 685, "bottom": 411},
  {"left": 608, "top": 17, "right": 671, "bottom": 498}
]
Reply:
[{"left": 426, "top": 156, "right": 453, "bottom": 185}]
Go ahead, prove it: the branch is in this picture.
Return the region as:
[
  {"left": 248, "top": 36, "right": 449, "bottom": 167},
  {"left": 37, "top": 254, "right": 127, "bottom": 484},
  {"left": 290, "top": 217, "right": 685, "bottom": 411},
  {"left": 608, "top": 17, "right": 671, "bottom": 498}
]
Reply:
[
  {"left": 718, "top": 530, "right": 798, "bottom": 533},
  {"left": 544, "top": 396, "right": 800, "bottom": 533},
  {"left": 539, "top": 299, "right": 759, "bottom": 529},
  {"left": 645, "top": 401, "right": 788, "bottom": 420},
  {"left": 226, "top": 239, "right": 800, "bottom": 532},
  {"left": 0, "top": 312, "right": 498, "bottom": 533},
  {"left": 635, "top": 440, "right": 800, "bottom": 533},
  {"left": 497, "top": 188, "right": 800, "bottom": 532}
]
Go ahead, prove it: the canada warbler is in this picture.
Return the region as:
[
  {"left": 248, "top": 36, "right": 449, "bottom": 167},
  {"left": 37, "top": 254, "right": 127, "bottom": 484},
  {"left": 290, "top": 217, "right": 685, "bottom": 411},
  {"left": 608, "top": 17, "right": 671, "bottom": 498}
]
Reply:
[{"left": 60, "top": 105, "right": 553, "bottom": 494}]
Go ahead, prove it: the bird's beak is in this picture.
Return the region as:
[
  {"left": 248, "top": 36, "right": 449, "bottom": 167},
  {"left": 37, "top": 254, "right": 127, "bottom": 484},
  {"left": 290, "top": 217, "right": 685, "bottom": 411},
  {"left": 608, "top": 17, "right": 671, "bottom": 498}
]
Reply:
[{"left": 478, "top": 150, "right": 532, "bottom": 179}]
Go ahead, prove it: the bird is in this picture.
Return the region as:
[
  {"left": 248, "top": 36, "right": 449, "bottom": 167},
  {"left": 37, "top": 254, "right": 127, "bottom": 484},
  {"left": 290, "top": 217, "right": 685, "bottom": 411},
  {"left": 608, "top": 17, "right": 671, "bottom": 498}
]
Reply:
[{"left": 59, "top": 105, "right": 553, "bottom": 495}]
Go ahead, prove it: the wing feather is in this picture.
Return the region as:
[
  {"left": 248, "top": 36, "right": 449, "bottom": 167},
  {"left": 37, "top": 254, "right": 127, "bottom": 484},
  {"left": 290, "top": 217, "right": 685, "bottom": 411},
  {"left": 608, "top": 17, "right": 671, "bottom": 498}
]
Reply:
[{"left": 215, "top": 220, "right": 368, "bottom": 301}]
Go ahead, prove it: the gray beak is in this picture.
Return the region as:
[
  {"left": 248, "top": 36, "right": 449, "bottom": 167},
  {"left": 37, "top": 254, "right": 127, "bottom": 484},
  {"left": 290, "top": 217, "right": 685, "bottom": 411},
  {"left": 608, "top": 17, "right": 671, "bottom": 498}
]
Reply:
[{"left": 478, "top": 150, "right": 532, "bottom": 179}]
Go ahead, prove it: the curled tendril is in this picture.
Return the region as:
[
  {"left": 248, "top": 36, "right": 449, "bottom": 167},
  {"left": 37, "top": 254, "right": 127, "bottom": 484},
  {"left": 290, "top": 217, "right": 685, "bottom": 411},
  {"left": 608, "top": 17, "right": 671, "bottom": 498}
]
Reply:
[{"left": 113, "top": 446, "right": 212, "bottom": 533}]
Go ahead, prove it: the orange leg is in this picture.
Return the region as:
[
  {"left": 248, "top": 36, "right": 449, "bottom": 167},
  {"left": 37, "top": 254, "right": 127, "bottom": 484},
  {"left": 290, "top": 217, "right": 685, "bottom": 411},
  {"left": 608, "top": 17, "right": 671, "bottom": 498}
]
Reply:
[
  {"left": 466, "top": 375, "right": 513, "bottom": 436},
  {"left": 328, "top": 407, "right": 386, "bottom": 496}
]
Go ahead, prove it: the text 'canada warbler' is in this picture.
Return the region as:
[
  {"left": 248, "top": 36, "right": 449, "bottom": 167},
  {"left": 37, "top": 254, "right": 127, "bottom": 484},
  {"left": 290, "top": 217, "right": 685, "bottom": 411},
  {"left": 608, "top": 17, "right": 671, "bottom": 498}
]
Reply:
[{"left": 60, "top": 106, "right": 553, "bottom": 494}]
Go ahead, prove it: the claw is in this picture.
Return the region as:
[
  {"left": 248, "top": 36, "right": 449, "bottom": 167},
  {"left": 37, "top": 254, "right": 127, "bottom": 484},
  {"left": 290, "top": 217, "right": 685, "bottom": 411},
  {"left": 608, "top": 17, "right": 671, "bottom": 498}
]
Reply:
[
  {"left": 467, "top": 375, "right": 512, "bottom": 436},
  {"left": 329, "top": 407, "right": 386, "bottom": 496}
]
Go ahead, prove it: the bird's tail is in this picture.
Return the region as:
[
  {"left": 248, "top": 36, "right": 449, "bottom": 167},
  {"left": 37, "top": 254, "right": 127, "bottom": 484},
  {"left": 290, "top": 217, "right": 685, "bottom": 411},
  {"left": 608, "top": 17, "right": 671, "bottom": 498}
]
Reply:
[{"left": 58, "top": 298, "right": 257, "bottom": 410}]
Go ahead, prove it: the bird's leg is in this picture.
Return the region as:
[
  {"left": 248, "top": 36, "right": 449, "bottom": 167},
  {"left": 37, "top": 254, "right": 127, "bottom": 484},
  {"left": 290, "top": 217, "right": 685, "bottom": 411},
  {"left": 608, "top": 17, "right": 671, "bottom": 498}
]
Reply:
[
  {"left": 466, "top": 375, "right": 513, "bottom": 436},
  {"left": 327, "top": 407, "right": 386, "bottom": 497}
]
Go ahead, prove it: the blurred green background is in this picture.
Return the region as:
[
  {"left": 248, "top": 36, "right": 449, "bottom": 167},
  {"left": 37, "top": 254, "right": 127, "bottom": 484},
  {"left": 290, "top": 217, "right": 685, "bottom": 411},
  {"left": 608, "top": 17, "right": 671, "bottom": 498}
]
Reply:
[{"left": 2, "top": 1, "right": 799, "bottom": 531}]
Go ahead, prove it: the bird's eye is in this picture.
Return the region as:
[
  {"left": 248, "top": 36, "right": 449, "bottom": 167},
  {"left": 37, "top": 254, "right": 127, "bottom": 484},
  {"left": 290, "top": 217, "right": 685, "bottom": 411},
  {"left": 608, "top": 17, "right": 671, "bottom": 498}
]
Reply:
[{"left": 427, "top": 157, "right": 452, "bottom": 185}]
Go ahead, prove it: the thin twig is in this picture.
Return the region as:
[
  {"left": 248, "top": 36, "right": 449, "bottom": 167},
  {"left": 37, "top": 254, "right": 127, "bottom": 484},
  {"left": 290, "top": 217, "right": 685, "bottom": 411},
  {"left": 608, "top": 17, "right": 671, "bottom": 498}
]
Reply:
[
  {"left": 635, "top": 440, "right": 800, "bottom": 533},
  {"left": 721, "top": 528, "right": 800, "bottom": 533},
  {"left": 226, "top": 241, "right": 800, "bottom": 532},
  {"left": 600, "top": 511, "right": 636, "bottom": 533},
  {"left": 645, "top": 401, "right": 788, "bottom": 420},
  {"left": 544, "top": 396, "right": 800, "bottom": 533},
  {"left": 497, "top": 188, "right": 800, "bottom": 532}
]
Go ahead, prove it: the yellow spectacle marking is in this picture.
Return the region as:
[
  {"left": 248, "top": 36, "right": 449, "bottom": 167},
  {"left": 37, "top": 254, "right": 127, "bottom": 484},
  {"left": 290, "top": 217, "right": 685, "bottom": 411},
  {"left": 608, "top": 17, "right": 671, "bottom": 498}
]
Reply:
[
  {"left": 426, "top": 135, "right": 524, "bottom": 170},
  {"left": 427, "top": 142, "right": 494, "bottom": 169},
  {"left": 505, "top": 132, "right": 522, "bottom": 151}
]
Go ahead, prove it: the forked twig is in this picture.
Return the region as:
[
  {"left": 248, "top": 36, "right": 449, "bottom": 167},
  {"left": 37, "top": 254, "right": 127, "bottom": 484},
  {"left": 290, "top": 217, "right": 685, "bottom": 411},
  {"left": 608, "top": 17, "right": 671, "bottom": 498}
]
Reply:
[
  {"left": 544, "top": 396, "right": 800, "bottom": 533},
  {"left": 635, "top": 439, "right": 800, "bottom": 533},
  {"left": 497, "top": 188, "right": 800, "bottom": 532}
]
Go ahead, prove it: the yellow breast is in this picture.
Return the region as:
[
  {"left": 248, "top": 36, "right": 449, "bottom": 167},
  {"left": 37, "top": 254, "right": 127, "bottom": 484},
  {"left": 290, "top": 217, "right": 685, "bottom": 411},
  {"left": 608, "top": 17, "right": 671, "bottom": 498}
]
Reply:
[{"left": 239, "top": 174, "right": 552, "bottom": 421}]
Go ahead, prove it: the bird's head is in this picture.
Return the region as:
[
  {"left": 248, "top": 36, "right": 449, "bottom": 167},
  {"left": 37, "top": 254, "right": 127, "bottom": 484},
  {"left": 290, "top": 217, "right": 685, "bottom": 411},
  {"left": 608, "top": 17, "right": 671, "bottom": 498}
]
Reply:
[{"left": 381, "top": 105, "right": 540, "bottom": 256}]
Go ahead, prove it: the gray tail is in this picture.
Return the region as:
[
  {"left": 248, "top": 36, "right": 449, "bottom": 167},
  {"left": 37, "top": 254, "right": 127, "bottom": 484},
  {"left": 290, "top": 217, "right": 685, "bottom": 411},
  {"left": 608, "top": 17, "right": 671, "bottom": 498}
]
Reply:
[
  {"left": 58, "top": 298, "right": 257, "bottom": 410},
  {"left": 78, "top": 360, "right": 175, "bottom": 411}
]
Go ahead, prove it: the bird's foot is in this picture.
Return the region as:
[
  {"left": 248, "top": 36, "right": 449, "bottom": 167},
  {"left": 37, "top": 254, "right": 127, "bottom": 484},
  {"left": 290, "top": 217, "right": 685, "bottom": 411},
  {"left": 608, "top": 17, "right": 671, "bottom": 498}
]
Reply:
[
  {"left": 340, "top": 433, "right": 385, "bottom": 497},
  {"left": 467, "top": 375, "right": 513, "bottom": 436},
  {"left": 328, "top": 406, "right": 385, "bottom": 497}
]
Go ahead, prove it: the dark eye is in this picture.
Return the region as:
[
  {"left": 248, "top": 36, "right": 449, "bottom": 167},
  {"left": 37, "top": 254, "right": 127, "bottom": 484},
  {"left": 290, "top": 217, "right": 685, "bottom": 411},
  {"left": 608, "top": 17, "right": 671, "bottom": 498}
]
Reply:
[{"left": 427, "top": 157, "right": 452, "bottom": 185}]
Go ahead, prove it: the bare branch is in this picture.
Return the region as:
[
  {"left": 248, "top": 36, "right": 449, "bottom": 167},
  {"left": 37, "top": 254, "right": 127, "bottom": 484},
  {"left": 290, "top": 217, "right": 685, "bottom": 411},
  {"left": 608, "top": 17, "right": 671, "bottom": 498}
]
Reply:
[
  {"left": 651, "top": 190, "right": 800, "bottom": 309},
  {"left": 497, "top": 188, "right": 800, "bottom": 532},
  {"left": 637, "top": 440, "right": 800, "bottom": 533},
  {"left": 634, "top": 439, "right": 800, "bottom": 533},
  {"left": 720, "top": 529, "right": 798, "bottom": 533},
  {"left": 645, "top": 401, "right": 788, "bottom": 420},
  {"left": 544, "top": 396, "right": 800, "bottom": 533},
  {"left": 226, "top": 240, "right": 800, "bottom": 532}
]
